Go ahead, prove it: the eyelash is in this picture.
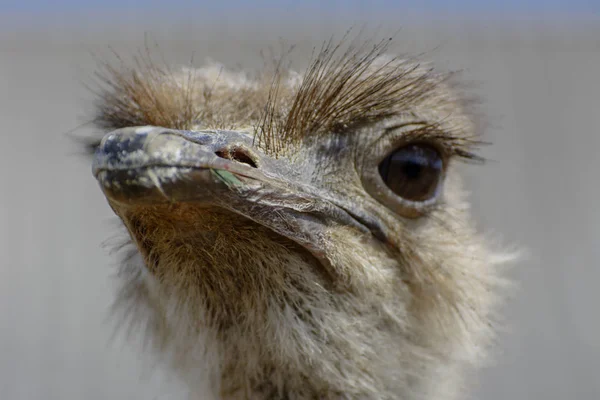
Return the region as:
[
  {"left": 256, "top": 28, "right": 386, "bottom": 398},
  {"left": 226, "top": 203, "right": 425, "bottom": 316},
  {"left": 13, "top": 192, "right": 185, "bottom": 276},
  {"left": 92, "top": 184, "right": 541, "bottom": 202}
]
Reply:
[{"left": 381, "top": 123, "right": 485, "bottom": 164}]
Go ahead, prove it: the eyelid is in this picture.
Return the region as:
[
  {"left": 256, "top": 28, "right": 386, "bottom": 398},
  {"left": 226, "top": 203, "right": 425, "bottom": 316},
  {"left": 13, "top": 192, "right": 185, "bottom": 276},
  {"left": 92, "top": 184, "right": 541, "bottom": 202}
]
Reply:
[{"left": 370, "top": 122, "right": 452, "bottom": 166}]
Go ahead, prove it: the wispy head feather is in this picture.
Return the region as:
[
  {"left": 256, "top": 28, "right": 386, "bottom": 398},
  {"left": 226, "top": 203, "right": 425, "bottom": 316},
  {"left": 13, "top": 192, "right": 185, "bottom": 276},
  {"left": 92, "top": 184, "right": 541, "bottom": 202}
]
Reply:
[{"left": 90, "top": 34, "right": 481, "bottom": 159}]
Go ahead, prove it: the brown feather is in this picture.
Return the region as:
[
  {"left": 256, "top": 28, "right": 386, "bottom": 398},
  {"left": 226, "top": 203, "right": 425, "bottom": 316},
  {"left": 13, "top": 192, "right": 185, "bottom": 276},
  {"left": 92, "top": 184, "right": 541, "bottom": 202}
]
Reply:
[{"left": 90, "top": 35, "right": 484, "bottom": 160}]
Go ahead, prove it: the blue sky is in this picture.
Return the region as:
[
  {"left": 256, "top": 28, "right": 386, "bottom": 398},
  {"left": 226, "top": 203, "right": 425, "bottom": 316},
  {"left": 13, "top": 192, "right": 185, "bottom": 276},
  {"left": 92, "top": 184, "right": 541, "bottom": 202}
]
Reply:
[{"left": 3, "top": 0, "right": 599, "bottom": 16}]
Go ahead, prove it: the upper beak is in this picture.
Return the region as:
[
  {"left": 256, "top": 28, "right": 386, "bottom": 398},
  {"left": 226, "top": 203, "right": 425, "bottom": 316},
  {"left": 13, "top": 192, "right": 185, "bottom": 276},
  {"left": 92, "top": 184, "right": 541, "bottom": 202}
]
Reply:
[{"left": 93, "top": 126, "right": 265, "bottom": 205}]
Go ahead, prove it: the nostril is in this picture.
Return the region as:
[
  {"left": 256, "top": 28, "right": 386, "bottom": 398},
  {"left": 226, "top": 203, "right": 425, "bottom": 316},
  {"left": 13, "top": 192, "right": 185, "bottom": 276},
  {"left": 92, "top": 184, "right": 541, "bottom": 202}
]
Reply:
[
  {"left": 230, "top": 149, "right": 258, "bottom": 168},
  {"left": 215, "top": 147, "right": 258, "bottom": 168}
]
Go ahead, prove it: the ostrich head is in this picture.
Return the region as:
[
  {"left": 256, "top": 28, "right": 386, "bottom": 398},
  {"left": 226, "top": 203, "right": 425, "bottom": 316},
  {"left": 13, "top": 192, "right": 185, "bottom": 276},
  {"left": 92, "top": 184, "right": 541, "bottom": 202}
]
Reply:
[{"left": 90, "top": 38, "right": 508, "bottom": 399}]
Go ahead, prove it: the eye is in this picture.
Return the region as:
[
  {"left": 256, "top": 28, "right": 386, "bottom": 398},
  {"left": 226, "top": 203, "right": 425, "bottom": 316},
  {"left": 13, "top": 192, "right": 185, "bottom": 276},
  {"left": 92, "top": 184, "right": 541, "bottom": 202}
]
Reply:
[{"left": 378, "top": 143, "right": 443, "bottom": 202}]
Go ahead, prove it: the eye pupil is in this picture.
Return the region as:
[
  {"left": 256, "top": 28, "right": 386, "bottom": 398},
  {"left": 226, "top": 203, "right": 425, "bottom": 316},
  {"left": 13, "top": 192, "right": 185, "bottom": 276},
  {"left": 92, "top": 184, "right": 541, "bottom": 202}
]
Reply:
[
  {"left": 378, "top": 144, "right": 443, "bottom": 202},
  {"left": 402, "top": 161, "right": 422, "bottom": 180}
]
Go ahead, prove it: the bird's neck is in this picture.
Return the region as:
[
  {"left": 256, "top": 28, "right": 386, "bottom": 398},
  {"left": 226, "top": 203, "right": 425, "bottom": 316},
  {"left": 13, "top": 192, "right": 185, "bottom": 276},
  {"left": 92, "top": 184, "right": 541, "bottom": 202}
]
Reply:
[{"left": 115, "top": 205, "right": 468, "bottom": 399}]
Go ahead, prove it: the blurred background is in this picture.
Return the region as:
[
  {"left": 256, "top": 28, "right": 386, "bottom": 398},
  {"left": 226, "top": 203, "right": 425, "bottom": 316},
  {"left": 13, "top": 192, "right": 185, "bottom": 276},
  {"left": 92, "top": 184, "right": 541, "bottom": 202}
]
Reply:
[{"left": 1, "top": 1, "right": 599, "bottom": 399}]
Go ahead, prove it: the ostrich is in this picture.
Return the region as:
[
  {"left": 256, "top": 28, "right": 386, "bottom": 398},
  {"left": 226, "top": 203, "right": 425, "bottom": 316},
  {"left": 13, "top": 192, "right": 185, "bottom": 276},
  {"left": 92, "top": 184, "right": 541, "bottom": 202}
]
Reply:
[{"left": 90, "top": 37, "right": 509, "bottom": 399}]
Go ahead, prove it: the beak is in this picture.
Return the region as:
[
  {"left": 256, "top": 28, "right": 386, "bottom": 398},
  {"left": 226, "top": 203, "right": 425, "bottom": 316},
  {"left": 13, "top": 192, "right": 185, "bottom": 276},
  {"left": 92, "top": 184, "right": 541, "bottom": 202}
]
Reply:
[{"left": 93, "top": 126, "right": 266, "bottom": 206}]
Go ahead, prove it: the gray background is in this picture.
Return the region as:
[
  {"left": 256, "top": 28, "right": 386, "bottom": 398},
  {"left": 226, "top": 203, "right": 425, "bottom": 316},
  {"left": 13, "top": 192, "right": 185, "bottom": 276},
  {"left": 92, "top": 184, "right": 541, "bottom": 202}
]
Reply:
[{"left": 1, "top": 15, "right": 599, "bottom": 400}]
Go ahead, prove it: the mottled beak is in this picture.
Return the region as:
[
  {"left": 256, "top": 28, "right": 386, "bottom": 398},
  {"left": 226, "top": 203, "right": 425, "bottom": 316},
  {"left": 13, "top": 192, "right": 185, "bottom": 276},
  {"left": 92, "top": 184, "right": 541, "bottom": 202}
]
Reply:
[{"left": 93, "top": 126, "right": 266, "bottom": 206}]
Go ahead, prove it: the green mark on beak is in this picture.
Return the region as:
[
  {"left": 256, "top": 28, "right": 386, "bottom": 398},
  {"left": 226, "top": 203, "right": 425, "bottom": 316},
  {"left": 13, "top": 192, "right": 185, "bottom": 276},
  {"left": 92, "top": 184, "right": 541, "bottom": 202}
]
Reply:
[{"left": 210, "top": 169, "right": 242, "bottom": 187}]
